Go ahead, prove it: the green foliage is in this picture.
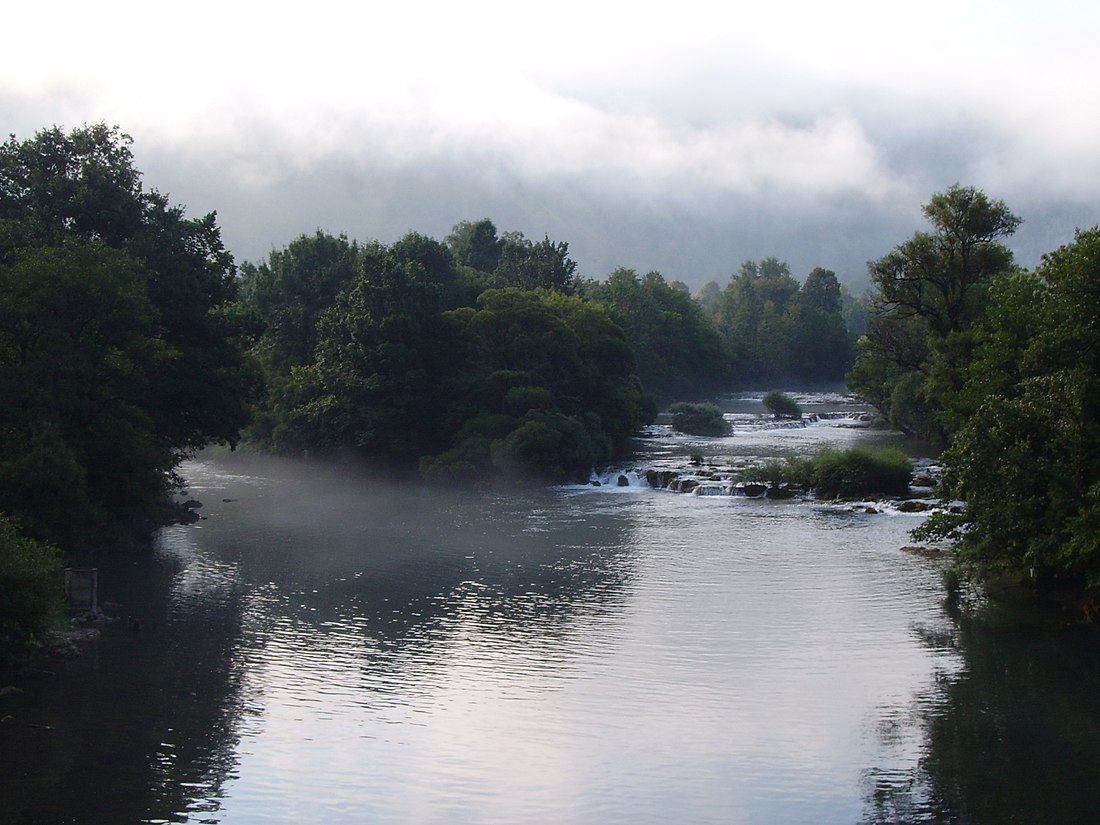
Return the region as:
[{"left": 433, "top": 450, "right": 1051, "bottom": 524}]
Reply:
[
  {"left": 736, "top": 458, "right": 795, "bottom": 486},
  {"left": 0, "top": 515, "right": 64, "bottom": 664},
  {"left": 763, "top": 390, "right": 801, "bottom": 419},
  {"left": 849, "top": 185, "right": 1020, "bottom": 443},
  {"left": 239, "top": 231, "right": 360, "bottom": 374},
  {"left": 244, "top": 251, "right": 656, "bottom": 484},
  {"left": 669, "top": 402, "right": 730, "bottom": 437},
  {"left": 582, "top": 268, "right": 732, "bottom": 401},
  {"left": 293, "top": 248, "right": 450, "bottom": 461},
  {"left": 811, "top": 446, "right": 913, "bottom": 499},
  {"left": 0, "top": 124, "right": 254, "bottom": 549},
  {"left": 929, "top": 228, "right": 1100, "bottom": 591},
  {"left": 709, "top": 258, "right": 854, "bottom": 386},
  {"left": 446, "top": 218, "right": 503, "bottom": 274},
  {"left": 736, "top": 449, "right": 908, "bottom": 498},
  {"left": 422, "top": 289, "right": 653, "bottom": 483},
  {"left": 492, "top": 233, "right": 579, "bottom": 293},
  {"left": 801, "top": 267, "right": 842, "bottom": 313}
]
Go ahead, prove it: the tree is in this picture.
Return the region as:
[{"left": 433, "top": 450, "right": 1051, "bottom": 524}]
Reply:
[
  {"left": 239, "top": 231, "right": 359, "bottom": 373},
  {"left": 420, "top": 289, "right": 653, "bottom": 483},
  {"left": 0, "top": 124, "right": 254, "bottom": 547},
  {"left": 0, "top": 242, "right": 168, "bottom": 545},
  {"left": 920, "top": 228, "right": 1100, "bottom": 594},
  {"left": 710, "top": 258, "right": 851, "bottom": 386},
  {"left": 799, "top": 267, "right": 842, "bottom": 313},
  {"left": 869, "top": 185, "right": 1020, "bottom": 338},
  {"left": 669, "top": 402, "right": 730, "bottom": 436},
  {"left": 493, "top": 232, "right": 579, "bottom": 293},
  {"left": 445, "top": 218, "right": 503, "bottom": 274},
  {"left": 694, "top": 280, "right": 722, "bottom": 314},
  {"left": 583, "top": 268, "right": 731, "bottom": 401},
  {"left": 763, "top": 390, "right": 801, "bottom": 419},
  {"left": 0, "top": 515, "right": 63, "bottom": 664},
  {"left": 850, "top": 185, "right": 1020, "bottom": 442},
  {"left": 0, "top": 124, "right": 144, "bottom": 252},
  {"left": 280, "top": 245, "right": 450, "bottom": 462},
  {"left": 390, "top": 230, "right": 472, "bottom": 308}
]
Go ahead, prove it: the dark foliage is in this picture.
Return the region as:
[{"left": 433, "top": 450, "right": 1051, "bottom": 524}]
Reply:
[
  {"left": 0, "top": 124, "right": 255, "bottom": 550},
  {"left": 669, "top": 402, "right": 731, "bottom": 437}
]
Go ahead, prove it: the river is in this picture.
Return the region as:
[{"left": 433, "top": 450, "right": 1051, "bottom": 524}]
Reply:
[{"left": 4, "top": 393, "right": 1100, "bottom": 824}]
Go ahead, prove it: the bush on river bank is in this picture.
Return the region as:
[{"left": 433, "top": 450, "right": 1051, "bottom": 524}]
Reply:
[
  {"left": 0, "top": 516, "right": 64, "bottom": 666},
  {"left": 738, "top": 446, "right": 913, "bottom": 499}
]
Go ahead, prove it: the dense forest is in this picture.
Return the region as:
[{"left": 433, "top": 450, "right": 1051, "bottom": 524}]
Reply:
[
  {"left": 851, "top": 185, "right": 1100, "bottom": 597},
  {"left": 3, "top": 123, "right": 1100, "bottom": 658},
  {"left": 238, "top": 222, "right": 856, "bottom": 484}
]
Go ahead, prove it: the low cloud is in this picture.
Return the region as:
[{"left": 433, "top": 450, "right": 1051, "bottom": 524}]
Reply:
[{"left": 3, "top": 1, "right": 1098, "bottom": 286}]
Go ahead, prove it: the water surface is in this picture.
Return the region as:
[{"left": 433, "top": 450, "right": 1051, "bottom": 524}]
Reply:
[{"left": 5, "top": 400, "right": 1100, "bottom": 824}]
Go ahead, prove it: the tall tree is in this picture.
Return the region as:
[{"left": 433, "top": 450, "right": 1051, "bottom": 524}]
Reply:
[
  {"left": 445, "top": 218, "right": 503, "bottom": 274},
  {"left": 493, "top": 232, "right": 579, "bottom": 293},
  {"left": 583, "top": 268, "right": 731, "bottom": 401},
  {"left": 0, "top": 124, "right": 254, "bottom": 547},
  {"left": 919, "top": 228, "right": 1100, "bottom": 595},
  {"left": 239, "top": 231, "right": 359, "bottom": 373},
  {"left": 276, "top": 245, "right": 450, "bottom": 462},
  {"left": 799, "top": 267, "right": 842, "bottom": 313},
  {"left": 869, "top": 185, "right": 1020, "bottom": 338},
  {"left": 850, "top": 185, "right": 1020, "bottom": 441},
  {"left": 709, "top": 257, "right": 851, "bottom": 385}
]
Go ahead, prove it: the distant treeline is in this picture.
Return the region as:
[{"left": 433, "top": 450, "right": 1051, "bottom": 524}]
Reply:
[{"left": 239, "top": 221, "right": 860, "bottom": 484}]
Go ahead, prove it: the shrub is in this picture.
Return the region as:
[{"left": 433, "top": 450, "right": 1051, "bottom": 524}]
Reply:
[
  {"left": 763, "top": 390, "right": 801, "bottom": 419},
  {"left": 490, "top": 412, "right": 597, "bottom": 482},
  {"left": 669, "top": 402, "right": 731, "bottom": 436},
  {"left": 0, "top": 515, "right": 64, "bottom": 664},
  {"left": 812, "top": 446, "right": 912, "bottom": 499},
  {"left": 419, "top": 447, "right": 485, "bottom": 486},
  {"left": 735, "top": 456, "right": 815, "bottom": 488}
]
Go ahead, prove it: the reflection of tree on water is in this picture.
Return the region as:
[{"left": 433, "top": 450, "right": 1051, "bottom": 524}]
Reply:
[
  {"left": 863, "top": 601, "right": 1100, "bottom": 824},
  {"left": 0, "top": 544, "right": 250, "bottom": 825}
]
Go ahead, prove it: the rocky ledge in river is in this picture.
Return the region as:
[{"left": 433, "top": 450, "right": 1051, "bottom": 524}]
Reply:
[{"left": 585, "top": 456, "right": 954, "bottom": 515}]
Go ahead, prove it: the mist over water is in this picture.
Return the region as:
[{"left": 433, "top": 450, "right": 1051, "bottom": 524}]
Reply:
[{"left": 6, "top": 398, "right": 1100, "bottom": 823}]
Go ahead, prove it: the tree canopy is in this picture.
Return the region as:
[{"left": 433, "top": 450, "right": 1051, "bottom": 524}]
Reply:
[
  {"left": 0, "top": 124, "right": 255, "bottom": 549},
  {"left": 918, "top": 228, "right": 1100, "bottom": 594},
  {"left": 849, "top": 184, "right": 1020, "bottom": 442},
  {"left": 240, "top": 233, "right": 654, "bottom": 485},
  {"left": 581, "top": 268, "right": 731, "bottom": 402},
  {"left": 706, "top": 258, "right": 854, "bottom": 386}
]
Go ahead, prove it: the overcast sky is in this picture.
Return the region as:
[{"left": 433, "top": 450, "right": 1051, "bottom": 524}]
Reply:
[{"left": 4, "top": 0, "right": 1098, "bottom": 288}]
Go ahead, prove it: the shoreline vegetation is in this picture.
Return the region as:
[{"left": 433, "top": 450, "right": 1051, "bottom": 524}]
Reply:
[{"left": 2, "top": 123, "right": 1100, "bottom": 664}]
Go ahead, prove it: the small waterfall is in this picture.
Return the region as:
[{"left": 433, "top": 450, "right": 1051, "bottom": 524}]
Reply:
[
  {"left": 693, "top": 483, "right": 728, "bottom": 497},
  {"left": 585, "top": 469, "right": 648, "bottom": 488}
]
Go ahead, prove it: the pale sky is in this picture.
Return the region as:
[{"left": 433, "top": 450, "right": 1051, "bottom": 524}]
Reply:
[{"left": 4, "top": 0, "right": 1098, "bottom": 286}]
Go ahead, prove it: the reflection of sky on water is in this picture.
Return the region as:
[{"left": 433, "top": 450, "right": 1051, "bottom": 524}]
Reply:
[
  {"left": 14, "top": 398, "right": 1099, "bottom": 824},
  {"left": 156, "top": 434, "right": 965, "bottom": 824}
]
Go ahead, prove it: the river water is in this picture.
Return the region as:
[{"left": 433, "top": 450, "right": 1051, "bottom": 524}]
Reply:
[{"left": 5, "top": 394, "right": 1100, "bottom": 824}]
